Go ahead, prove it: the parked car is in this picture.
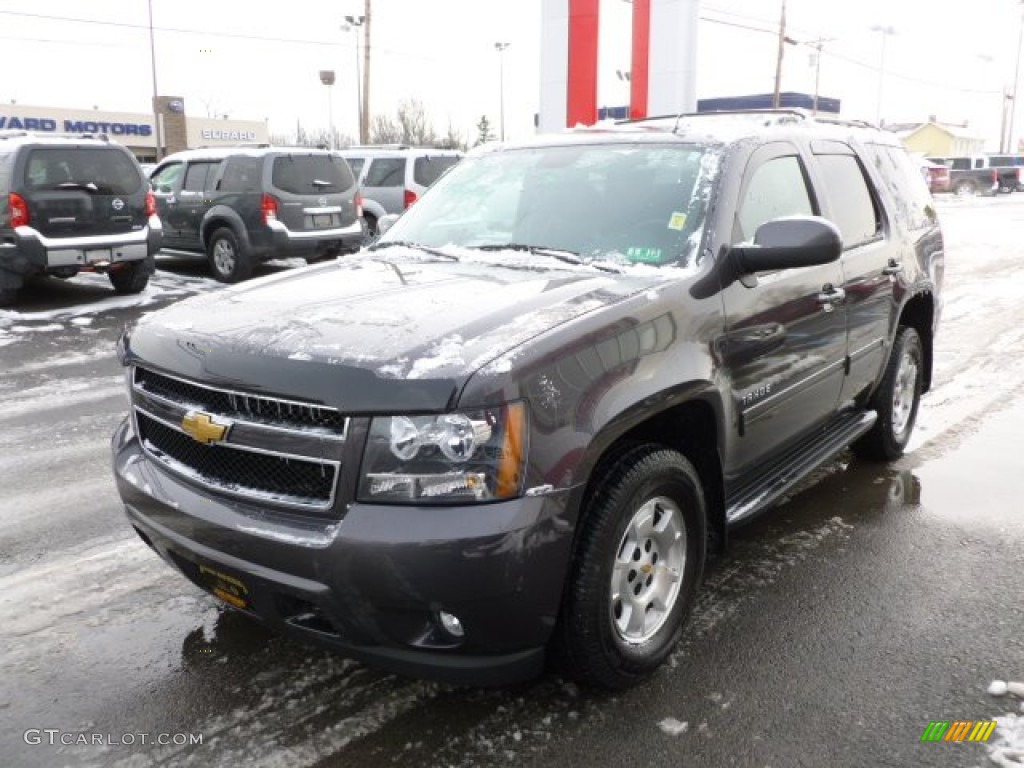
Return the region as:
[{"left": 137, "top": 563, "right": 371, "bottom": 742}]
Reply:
[
  {"left": 927, "top": 155, "right": 1005, "bottom": 196},
  {"left": 984, "top": 153, "right": 1024, "bottom": 192},
  {"left": 112, "top": 111, "right": 943, "bottom": 689},
  {"left": 0, "top": 130, "right": 162, "bottom": 306},
  {"left": 149, "top": 145, "right": 363, "bottom": 282},
  {"left": 918, "top": 158, "right": 951, "bottom": 194},
  {"left": 337, "top": 146, "right": 461, "bottom": 235}
]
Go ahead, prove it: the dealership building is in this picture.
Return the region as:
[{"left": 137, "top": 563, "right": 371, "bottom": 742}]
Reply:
[{"left": 0, "top": 97, "right": 269, "bottom": 162}]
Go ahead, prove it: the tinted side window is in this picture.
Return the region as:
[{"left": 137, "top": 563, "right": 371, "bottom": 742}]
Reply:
[
  {"left": 737, "top": 155, "right": 814, "bottom": 242},
  {"left": 950, "top": 158, "right": 970, "bottom": 171},
  {"left": 219, "top": 156, "right": 262, "bottom": 192},
  {"left": 363, "top": 157, "right": 404, "bottom": 187},
  {"left": 413, "top": 155, "right": 460, "bottom": 187},
  {"left": 345, "top": 157, "right": 366, "bottom": 178},
  {"left": 815, "top": 154, "right": 880, "bottom": 248},
  {"left": 271, "top": 154, "right": 354, "bottom": 194},
  {"left": 182, "top": 162, "right": 218, "bottom": 192},
  {"left": 150, "top": 162, "right": 184, "bottom": 192},
  {"left": 24, "top": 148, "right": 142, "bottom": 194}
]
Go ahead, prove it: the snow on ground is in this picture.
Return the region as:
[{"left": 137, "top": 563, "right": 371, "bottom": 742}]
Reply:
[{"left": 985, "top": 681, "right": 1024, "bottom": 766}]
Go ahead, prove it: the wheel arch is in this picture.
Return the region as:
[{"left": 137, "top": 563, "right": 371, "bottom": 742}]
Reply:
[
  {"left": 200, "top": 207, "right": 250, "bottom": 250},
  {"left": 897, "top": 290, "right": 935, "bottom": 393},
  {"left": 567, "top": 394, "right": 727, "bottom": 559}
]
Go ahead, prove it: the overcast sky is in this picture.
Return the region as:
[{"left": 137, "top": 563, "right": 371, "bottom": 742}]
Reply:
[{"left": 2, "top": 0, "right": 1022, "bottom": 148}]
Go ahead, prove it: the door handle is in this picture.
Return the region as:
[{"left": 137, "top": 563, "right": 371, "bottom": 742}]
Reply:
[
  {"left": 882, "top": 260, "right": 903, "bottom": 276},
  {"left": 817, "top": 285, "right": 846, "bottom": 304}
]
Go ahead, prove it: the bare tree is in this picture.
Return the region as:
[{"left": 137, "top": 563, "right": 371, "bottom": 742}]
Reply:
[
  {"left": 370, "top": 113, "right": 403, "bottom": 145},
  {"left": 396, "top": 99, "right": 438, "bottom": 146},
  {"left": 437, "top": 120, "right": 467, "bottom": 151}
]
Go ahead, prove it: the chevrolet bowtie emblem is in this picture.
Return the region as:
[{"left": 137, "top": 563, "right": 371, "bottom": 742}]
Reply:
[{"left": 182, "top": 411, "right": 231, "bottom": 445}]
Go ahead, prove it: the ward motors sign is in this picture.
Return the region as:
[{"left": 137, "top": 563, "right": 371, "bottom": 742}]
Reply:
[{"left": 0, "top": 115, "right": 153, "bottom": 136}]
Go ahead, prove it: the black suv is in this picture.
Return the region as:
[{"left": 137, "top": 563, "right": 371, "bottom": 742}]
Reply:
[
  {"left": 149, "top": 146, "right": 363, "bottom": 282},
  {"left": 0, "top": 130, "right": 162, "bottom": 306},
  {"left": 112, "top": 110, "right": 943, "bottom": 689}
]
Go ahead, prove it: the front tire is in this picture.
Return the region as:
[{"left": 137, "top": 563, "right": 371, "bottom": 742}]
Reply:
[
  {"left": 555, "top": 445, "right": 707, "bottom": 689},
  {"left": 854, "top": 326, "right": 924, "bottom": 461},
  {"left": 954, "top": 180, "right": 977, "bottom": 196},
  {"left": 207, "top": 227, "right": 252, "bottom": 283}
]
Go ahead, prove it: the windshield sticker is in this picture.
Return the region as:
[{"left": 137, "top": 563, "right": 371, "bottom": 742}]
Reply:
[
  {"left": 626, "top": 247, "right": 664, "bottom": 263},
  {"left": 668, "top": 212, "right": 687, "bottom": 231}
]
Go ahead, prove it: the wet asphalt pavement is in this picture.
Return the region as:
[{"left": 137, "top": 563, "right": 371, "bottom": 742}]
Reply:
[{"left": 2, "top": 199, "right": 1023, "bottom": 768}]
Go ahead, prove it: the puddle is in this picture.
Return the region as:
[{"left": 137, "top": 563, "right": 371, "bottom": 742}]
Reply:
[{"left": 914, "top": 399, "right": 1024, "bottom": 533}]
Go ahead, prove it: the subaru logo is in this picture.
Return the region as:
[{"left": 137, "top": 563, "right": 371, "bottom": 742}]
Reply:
[
  {"left": 318, "top": 197, "right": 327, "bottom": 207},
  {"left": 111, "top": 198, "right": 125, "bottom": 210}
]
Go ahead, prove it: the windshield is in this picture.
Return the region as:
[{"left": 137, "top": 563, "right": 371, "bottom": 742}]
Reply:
[{"left": 378, "top": 142, "right": 719, "bottom": 268}]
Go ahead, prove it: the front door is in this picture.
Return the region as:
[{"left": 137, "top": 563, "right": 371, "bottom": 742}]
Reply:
[{"left": 718, "top": 143, "right": 848, "bottom": 479}]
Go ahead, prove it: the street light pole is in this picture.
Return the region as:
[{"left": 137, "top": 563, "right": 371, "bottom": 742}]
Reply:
[
  {"left": 1007, "top": 2, "right": 1024, "bottom": 153},
  {"left": 344, "top": 15, "right": 365, "bottom": 145},
  {"left": 495, "top": 42, "right": 510, "bottom": 141},
  {"left": 319, "top": 70, "right": 336, "bottom": 149},
  {"left": 871, "top": 25, "right": 896, "bottom": 126},
  {"left": 146, "top": 0, "right": 164, "bottom": 161},
  {"left": 772, "top": 0, "right": 787, "bottom": 108}
]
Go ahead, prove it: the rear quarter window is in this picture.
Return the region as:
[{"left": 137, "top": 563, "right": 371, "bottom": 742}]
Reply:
[
  {"left": 271, "top": 154, "right": 354, "bottom": 194},
  {"left": 24, "top": 147, "right": 142, "bottom": 194},
  {"left": 363, "top": 157, "right": 405, "bottom": 187},
  {"left": 413, "top": 155, "right": 460, "bottom": 187}
]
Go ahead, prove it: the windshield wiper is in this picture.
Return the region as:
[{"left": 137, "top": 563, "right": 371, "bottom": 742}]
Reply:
[
  {"left": 368, "top": 241, "right": 460, "bottom": 261},
  {"left": 55, "top": 181, "right": 100, "bottom": 193},
  {"left": 311, "top": 179, "right": 334, "bottom": 188},
  {"left": 470, "top": 243, "right": 622, "bottom": 273}
]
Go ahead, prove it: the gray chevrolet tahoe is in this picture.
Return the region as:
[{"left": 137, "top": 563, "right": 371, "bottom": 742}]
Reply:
[{"left": 112, "top": 110, "right": 943, "bottom": 689}]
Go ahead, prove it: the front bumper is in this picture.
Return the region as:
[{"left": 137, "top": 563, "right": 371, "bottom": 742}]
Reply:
[
  {"left": 264, "top": 217, "right": 364, "bottom": 258},
  {"left": 0, "top": 217, "right": 163, "bottom": 275},
  {"left": 111, "top": 417, "right": 574, "bottom": 686}
]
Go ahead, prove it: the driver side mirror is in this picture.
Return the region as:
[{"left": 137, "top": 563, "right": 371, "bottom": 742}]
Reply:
[{"left": 730, "top": 216, "right": 842, "bottom": 273}]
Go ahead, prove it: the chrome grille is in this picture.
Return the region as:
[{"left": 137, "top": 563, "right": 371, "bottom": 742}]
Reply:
[
  {"left": 130, "top": 365, "right": 345, "bottom": 512},
  {"left": 134, "top": 366, "right": 347, "bottom": 434}
]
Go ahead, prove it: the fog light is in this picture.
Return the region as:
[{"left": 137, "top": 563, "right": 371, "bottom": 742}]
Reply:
[{"left": 438, "top": 610, "right": 465, "bottom": 638}]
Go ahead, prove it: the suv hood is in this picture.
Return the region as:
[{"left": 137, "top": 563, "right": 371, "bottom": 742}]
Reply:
[{"left": 126, "top": 255, "right": 672, "bottom": 412}]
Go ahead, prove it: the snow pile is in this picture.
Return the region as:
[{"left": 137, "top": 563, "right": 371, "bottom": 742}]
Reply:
[
  {"left": 986, "top": 679, "right": 1024, "bottom": 767},
  {"left": 658, "top": 717, "right": 689, "bottom": 736}
]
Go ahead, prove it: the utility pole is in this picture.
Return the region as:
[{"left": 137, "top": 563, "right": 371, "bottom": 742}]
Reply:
[
  {"left": 772, "top": 0, "right": 787, "bottom": 108},
  {"left": 146, "top": 0, "right": 164, "bottom": 161},
  {"left": 343, "top": 15, "right": 365, "bottom": 145},
  {"left": 810, "top": 38, "right": 836, "bottom": 115},
  {"left": 1007, "top": 1, "right": 1024, "bottom": 153},
  {"left": 871, "top": 25, "right": 896, "bottom": 126},
  {"left": 361, "top": 0, "right": 371, "bottom": 145},
  {"left": 495, "top": 42, "right": 510, "bottom": 141}
]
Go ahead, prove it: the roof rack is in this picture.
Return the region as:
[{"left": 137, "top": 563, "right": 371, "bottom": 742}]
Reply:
[
  {"left": 343, "top": 143, "right": 412, "bottom": 150},
  {"left": 620, "top": 108, "right": 878, "bottom": 133}
]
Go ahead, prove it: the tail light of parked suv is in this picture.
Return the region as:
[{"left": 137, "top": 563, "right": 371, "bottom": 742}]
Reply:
[
  {"left": 261, "top": 193, "right": 279, "bottom": 224},
  {"left": 403, "top": 189, "right": 418, "bottom": 209},
  {"left": 144, "top": 191, "right": 157, "bottom": 218},
  {"left": 356, "top": 192, "right": 363, "bottom": 218},
  {"left": 7, "top": 193, "right": 29, "bottom": 228}
]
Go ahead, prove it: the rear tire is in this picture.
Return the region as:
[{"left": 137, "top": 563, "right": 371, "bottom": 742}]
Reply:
[
  {"left": 108, "top": 258, "right": 153, "bottom": 294},
  {"left": 853, "top": 326, "right": 924, "bottom": 461},
  {"left": 954, "top": 180, "right": 977, "bottom": 196},
  {"left": 362, "top": 214, "right": 377, "bottom": 244},
  {"left": 554, "top": 445, "right": 707, "bottom": 689},
  {"left": 0, "top": 287, "right": 18, "bottom": 307},
  {"left": 207, "top": 227, "right": 252, "bottom": 283}
]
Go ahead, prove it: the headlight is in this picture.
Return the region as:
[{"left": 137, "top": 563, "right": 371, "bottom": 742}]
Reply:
[{"left": 358, "top": 402, "right": 527, "bottom": 504}]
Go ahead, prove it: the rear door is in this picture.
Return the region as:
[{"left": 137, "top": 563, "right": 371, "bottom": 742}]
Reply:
[
  {"left": 176, "top": 160, "right": 221, "bottom": 248},
  {"left": 19, "top": 146, "right": 146, "bottom": 238},
  {"left": 268, "top": 152, "right": 358, "bottom": 232},
  {"left": 718, "top": 143, "right": 848, "bottom": 476},
  {"left": 360, "top": 155, "right": 405, "bottom": 213},
  {"left": 808, "top": 141, "right": 892, "bottom": 406}
]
